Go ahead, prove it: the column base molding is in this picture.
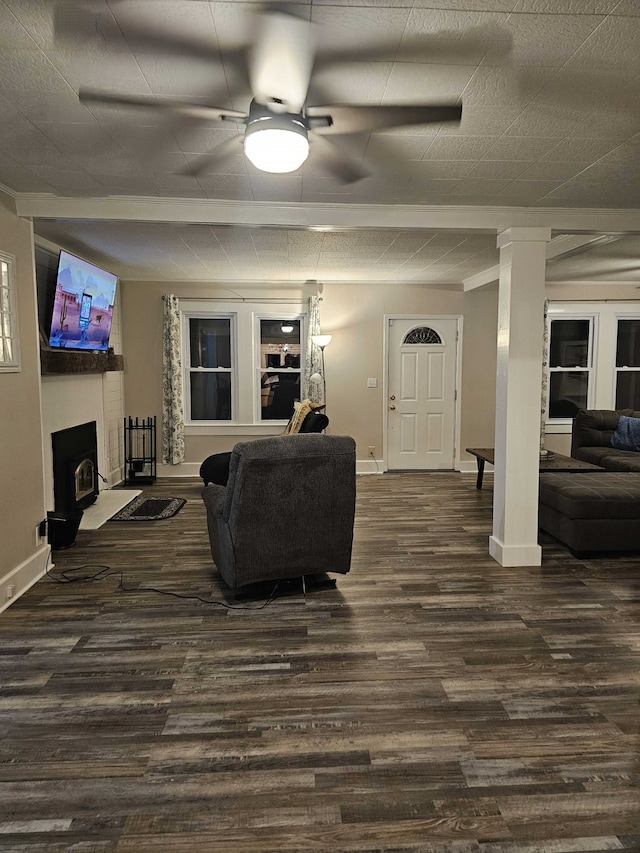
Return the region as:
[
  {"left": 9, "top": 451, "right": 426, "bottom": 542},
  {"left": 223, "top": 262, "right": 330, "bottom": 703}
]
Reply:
[{"left": 489, "top": 535, "right": 542, "bottom": 567}]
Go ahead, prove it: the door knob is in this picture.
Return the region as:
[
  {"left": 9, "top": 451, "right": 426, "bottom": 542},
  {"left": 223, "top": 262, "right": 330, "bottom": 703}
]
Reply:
[
  {"left": 389, "top": 404, "right": 396, "bottom": 410},
  {"left": 390, "top": 395, "right": 396, "bottom": 400}
]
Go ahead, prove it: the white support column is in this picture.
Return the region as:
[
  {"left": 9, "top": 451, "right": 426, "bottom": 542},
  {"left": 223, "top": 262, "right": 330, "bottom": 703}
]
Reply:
[{"left": 489, "top": 227, "right": 550, "bottom": 567}]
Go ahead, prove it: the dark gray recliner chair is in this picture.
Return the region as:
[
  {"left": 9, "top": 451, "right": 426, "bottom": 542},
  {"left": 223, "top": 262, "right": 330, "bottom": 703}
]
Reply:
[{"left": 201, "top": 433, "right": 356, "bottom": 590}]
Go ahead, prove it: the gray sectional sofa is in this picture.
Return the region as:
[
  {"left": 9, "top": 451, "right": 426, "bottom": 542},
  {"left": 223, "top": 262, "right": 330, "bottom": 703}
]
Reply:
[
  {"left": 571, "top": 408, "right": 640, "bottom": 472},
  {"left": 538, "top": 409, "right": 640, "bottom": 557}
]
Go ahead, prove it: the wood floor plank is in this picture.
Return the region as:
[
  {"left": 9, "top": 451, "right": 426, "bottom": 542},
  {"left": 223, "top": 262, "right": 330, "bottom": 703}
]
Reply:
[{"left": 1, "top": 472, "right": 640, "bottom": 851}]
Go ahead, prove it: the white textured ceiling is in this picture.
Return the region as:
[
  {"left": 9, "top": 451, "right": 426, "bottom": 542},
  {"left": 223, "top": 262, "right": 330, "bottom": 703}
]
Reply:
[{"left": 1, "top": 0, "right": 639, "bottom": 283}]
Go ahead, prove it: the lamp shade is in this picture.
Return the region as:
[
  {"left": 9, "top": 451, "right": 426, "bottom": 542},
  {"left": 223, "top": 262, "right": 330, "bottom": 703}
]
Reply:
[{"left": 312, "top": 334, "right": 333, "bottom": 348}]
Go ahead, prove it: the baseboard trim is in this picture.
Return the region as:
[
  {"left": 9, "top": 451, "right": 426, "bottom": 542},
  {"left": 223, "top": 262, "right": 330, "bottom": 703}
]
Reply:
[
  {"left": 0, "top": 545, "right": 50, "bottom": 613},
  {"left": 459, "top": 459, "right": 491, "bottom": 475},
  {"left": 157, "top": 462, "right": 201, "bottom": 478},
  {"left": 357, "top": 459, "right": 383, "bottom": 475},
  {"left": 489, "top": 535, "right": 542, "bottom": 567},
  {"left": 159, "top": 460, "right": 387, "bottom": 477}
]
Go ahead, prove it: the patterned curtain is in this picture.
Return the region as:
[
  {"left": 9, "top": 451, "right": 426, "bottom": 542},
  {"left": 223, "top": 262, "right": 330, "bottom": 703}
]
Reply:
[
  {"left": 540, "top": 297, "right": 550, "bottom": 452},
  {"left": 161, "top": 294, "right": 185, "bottom": 465},
  {"left": 304, "top": 295, "right": 323, "bottom": 403}
]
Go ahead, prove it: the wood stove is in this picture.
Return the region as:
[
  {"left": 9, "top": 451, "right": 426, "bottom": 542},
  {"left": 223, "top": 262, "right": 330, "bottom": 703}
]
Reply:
[{"left": 51, "top": 421, "right": 99, "bottom": 513}]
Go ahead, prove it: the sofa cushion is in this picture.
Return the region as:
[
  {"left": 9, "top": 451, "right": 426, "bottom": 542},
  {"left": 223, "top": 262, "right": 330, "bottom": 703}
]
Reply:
[
  {"left": 571, "top": 409, "right": 623, "bottom": 452},
  {"left": 539, "top": 472, "right": 640, "bottom": 520},
  {"left": 572, "top": 446, "right": 616, "bottom": 466},
  {"left": 598, "top": 452, "right": 640, "bottom": 473}
]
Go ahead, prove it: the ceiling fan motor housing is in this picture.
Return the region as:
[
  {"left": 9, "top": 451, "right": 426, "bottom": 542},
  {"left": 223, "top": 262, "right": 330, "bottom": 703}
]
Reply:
[{"left": 244, "top": 99, "right": 310, "bottom": 173}]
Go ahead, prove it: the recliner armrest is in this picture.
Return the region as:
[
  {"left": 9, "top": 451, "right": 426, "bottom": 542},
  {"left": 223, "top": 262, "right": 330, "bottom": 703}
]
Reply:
[{"left": 201, "top": 484, "right": 226, "bottom": 518}]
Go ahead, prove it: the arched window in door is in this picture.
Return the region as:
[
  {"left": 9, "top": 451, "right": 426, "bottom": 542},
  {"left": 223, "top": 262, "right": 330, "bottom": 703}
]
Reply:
[{"left": 403, "top": 326, "right": 442, "bottom": 345}]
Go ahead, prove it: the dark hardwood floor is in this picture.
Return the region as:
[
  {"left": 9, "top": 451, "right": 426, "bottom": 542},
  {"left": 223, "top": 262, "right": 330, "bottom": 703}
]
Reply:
[{"left": 1, "top": 472, "right": 639, "bottom": 852}]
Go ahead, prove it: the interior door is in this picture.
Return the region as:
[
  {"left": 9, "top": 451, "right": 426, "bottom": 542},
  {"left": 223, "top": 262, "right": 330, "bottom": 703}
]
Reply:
[{"left": 387, "top": 317, "right": 458, "bottom": 470}]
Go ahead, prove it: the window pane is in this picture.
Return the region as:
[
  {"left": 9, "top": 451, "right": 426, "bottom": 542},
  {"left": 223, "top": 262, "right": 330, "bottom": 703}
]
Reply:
[
  {"left": 616, "top": 372, "right": 640, "bottom": 410},
  {"left": 260, "top": 373, "right": 300, "bottom": 421},
  {"left": 189, "top": 318, "right": 231, "bottom": 368},
  {"left": 548, "top": 371, "right": 588, "bottom": 417},
  {"left": 260, "top": 319, "right": 301, "bottom": 369},
  {"left": 616, "top": 320, "right": 640, "bottom": 367},
  {"left": 190, "top": 373, "right": 232, "bottom": 420},
  {"left": 549, "top": 319, "right": 590, "bottom": 368}
]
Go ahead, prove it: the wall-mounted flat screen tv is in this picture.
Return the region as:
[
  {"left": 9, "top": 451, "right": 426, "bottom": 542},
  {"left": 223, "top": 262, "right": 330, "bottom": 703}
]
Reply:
[{"left": 48, "top": 251, "right": 118, "bottom": 351}]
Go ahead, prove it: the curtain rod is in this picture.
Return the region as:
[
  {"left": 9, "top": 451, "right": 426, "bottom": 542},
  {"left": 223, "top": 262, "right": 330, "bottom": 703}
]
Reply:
[{"left": 179, "top": 296, "right": 321, "bottom": 304}]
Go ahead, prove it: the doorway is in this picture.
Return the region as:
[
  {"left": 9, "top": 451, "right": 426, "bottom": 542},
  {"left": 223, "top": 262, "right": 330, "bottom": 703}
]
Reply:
[{"left": 386, "top": 316, "right": 460, "bottom": 471}]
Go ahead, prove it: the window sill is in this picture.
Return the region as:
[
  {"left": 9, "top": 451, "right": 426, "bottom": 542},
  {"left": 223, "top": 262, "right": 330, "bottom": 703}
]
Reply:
[
  {"left": 185, "top": 423, "right": 287, "bottom": 436},
  {"left": 545, "top": 421, "right": 573, "bottom": 434}
]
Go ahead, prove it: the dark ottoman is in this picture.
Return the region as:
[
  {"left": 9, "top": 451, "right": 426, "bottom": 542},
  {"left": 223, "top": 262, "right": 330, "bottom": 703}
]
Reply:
[{"left": 539, "top": 472, "right": 640, "bottom": 557}]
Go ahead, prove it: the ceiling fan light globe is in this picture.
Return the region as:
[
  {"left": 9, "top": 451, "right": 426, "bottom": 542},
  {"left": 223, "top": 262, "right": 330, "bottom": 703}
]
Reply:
[{"left": 244, "top": 127, "right": 309, "bottom": 173}]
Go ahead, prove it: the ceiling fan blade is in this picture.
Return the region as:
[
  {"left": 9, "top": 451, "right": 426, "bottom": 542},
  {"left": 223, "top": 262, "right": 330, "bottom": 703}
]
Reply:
[
  {"left": 307, "top": 104, "right": 462, "bottom": 135},
  {"left": 79, "top": 89, "right": 247, "bottom": 123},
  {"left": 249, "top": 5, "right": 316, "bottom": 113},
  {"left": 314, "top": 24, "right": 512, "bottom": 70},
  {"left": 54, "top": 2, "right": 219, "bottom": 61},
  {"left": 310, "top": 135, "right": 370, "bottom": 184},
  {"left": 180, "top": 136, "right": 245, "bottom": 177}
]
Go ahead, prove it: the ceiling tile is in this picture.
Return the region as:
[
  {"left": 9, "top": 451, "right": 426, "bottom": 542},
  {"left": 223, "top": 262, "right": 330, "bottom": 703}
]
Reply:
[
  {"left": 489, "top": 13, "right": 605, "bottom": 67},
  {"left": 540, "top": 137, "right": 622, "bottom": 161},
  {"left": 449, "top": 177, "right": 514, "bottom": 195},
  {"left": 517, "top": 161, "right": 592, "bottom": 181},
  {"left": 466, "top": 160, "right": 534, "bottom": 179},
  {"left": 383, "top": 63, "right": 476, "bottom": 102},
  {"left": 513, "top": 0, "right": 618, "bottom": 11},
  {"left": 565, "top": 15, "right": 640, "bottom": 71}
]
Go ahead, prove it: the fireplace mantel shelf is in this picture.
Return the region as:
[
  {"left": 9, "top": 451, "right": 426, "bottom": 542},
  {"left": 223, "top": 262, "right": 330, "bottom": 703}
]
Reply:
[{"left": 41, "top": 349, "right": 124, "bottom": 376}]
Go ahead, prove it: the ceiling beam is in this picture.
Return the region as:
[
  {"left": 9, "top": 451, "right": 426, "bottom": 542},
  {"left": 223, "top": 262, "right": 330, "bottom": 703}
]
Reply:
[
  {"left": 462, "top": 233, "right": 627, "bottom": 291},
  {"left": 14, "top": 194, "right": 640, "bottom": 234}
]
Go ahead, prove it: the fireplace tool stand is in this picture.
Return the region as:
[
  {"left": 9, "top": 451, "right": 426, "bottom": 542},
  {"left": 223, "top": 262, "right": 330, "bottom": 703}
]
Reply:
[{"left": 124, "top": 416, "right": 157, "bottom": 485}]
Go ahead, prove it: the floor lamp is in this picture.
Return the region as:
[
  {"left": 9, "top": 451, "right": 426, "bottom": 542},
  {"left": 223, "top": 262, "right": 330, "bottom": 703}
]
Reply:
[{"left": 311, "top": 334, "right": 332, "bottom": 409}]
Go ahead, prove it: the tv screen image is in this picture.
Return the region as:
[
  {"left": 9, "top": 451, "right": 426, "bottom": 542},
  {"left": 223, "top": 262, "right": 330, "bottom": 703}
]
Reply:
[{"left": 49, "top": 251, "right": 118, "bottom": 351}]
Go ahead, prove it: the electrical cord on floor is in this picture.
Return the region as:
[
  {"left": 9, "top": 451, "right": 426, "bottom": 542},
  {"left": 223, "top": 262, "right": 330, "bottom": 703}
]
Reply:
[{"left": 44, "top": 550, "right": 280, "bottom": 611}]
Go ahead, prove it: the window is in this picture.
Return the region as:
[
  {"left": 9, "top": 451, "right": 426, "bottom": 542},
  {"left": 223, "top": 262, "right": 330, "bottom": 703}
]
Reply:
[
  {"left": 546, "top": 303, "right": 640, "bottom": 430},
  {"left": 403, "top": 326, "right": 442, "bottom": 345},
  {"left": 0, "top": 251, "right": 20, "bottom": 372},
  {"left": 547, "top": 317, "right": 593, "bottom": 418},
  {"left": 615, "top": 319, "right": 640, "bottom": 409},
  {"left": 187, "top": 317, "right": 233, "bottom": 421},
  {"left": 181, "top": 300, "right": 305, "bottom": 432},
  {"left": 259, "top": 319, "right": 302, "bottom": 421}
]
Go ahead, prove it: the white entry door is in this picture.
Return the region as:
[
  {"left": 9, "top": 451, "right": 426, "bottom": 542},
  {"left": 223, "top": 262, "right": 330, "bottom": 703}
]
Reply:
[{"left": 387, "top": 317, "right": 458, "bottom": 470}]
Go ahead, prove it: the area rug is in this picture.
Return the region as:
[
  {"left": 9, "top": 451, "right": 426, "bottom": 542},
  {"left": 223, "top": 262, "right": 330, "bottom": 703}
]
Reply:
[{"left": 109, "top": 495, "right": 186, "bottom": 522}]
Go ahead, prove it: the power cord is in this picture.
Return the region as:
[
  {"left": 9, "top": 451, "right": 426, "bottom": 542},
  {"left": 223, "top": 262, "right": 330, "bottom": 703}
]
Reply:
[
  {"left": 369, "top": 449, "right": 380, "bottom": 473},
  {"left": 96, "top": 470, "right": 111, "bottom": 490},
  {"left": 44, "top": 551, "right": 280, "bottom": 611}
]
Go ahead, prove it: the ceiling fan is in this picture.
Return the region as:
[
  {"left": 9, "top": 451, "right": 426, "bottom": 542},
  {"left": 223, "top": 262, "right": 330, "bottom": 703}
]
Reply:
[{"left": 54, "top": 3, "right": 507, "bottom": 183}]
